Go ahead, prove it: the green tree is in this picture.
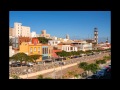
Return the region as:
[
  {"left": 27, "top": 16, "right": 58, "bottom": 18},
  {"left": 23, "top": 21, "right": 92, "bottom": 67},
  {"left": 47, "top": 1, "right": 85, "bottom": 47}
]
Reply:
[
  {"left": 68, "top": 71, "right": 75, "bottom": 78},
  {"left": 10, "top": 53, "right": 29, "bottom": 65},
  {"left": 88, "top": 63, "right": 100, "bottom": 74},
  {"left": 37, "top": 75, "right": 43, "bottom": 79},
  {"left": 44, "top": 77, "right": 53, "bottom": 79},
  {"left": 30, "top": 54, "right": 42, "bottom": 64},
  {"left": 74, "top": 74, "right": 79, "bottom": 79},
  {"left": 11, "top": 75, "right": 22, "bottom": 79},
  {"left": 37, "top": 37, "right": 52, "bottom": 44},
  {"left": 78, "top": 62, "right": 88, "bottom": 69}
]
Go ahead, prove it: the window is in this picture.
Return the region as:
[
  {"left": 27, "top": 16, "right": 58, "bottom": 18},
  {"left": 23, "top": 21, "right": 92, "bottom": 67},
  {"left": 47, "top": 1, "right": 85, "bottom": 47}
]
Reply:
[
  {"left": 49, "top": 49, "right": 50, "bottom": 54},
  {"left": 42, "top": 48, "right": 44, "bottom": 54},
  {"left": 38, "top": 47, "right": 40, "bottom": 51},
  {"left": 46, "top": 48, "right": 48, "bottom": 54},
  {"left": 45, "top": 48, "right": 46, "bottom": 54},
  {"left": 70, "top": 47, "right": 72, "bottom": 51},
  {"left": 30, "top": 47, "right": 32, "bottom": 52},
  {"left": 34, "top": 47, "right": 36, "bottom": 52}
]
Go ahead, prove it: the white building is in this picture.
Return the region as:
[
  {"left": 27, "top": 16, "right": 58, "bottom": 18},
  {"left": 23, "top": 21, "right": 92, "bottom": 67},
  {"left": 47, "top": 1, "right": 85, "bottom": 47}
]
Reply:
[
  {"left": 48, "top": 40, "right": 61, "bottom": 46},
  {"left": 13, "top": 22, "right": 31, "bottom": 37},
  {"left": 9, "top": 46, "right": 15, "bottom": 57},
  {"left": 61, "top": 44, "right": 78, "bottom": 52},
  {"left": 31, "top": 31, "right": 37, "bottom": 37},
  {"left": 72, "top": 41, "right": 92, "bottom": 51}
]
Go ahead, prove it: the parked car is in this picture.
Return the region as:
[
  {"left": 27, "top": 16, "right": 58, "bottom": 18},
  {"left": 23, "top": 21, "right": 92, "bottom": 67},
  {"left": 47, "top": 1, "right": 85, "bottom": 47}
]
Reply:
[
  {"left": 27, "top": 63, "right": 33, "bottom": 67},
  {"left": 86, "top": 74, "right": 99, "bottom": 79},
  {"left": 10, "top": 62, "right": 21, "bottom": 67},
  {"left": 96, "top": 68, "right": 107, "bottom": 77}
]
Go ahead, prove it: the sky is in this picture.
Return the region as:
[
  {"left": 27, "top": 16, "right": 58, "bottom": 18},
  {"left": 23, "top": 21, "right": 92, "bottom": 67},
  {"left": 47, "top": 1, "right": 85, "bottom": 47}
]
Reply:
[{"left": 9, "top": 11, "right": 111, "bottom": 43}]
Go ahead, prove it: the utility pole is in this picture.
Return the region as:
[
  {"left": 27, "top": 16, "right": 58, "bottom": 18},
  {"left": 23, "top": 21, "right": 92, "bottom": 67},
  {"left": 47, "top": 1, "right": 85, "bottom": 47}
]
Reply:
[{"left": 61, "top": 64, "right": 63, "bottom": 79}]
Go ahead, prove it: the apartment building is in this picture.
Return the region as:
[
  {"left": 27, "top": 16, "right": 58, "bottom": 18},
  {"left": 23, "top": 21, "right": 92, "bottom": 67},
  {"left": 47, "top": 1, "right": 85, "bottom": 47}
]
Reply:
[{"left": 13, "top": 22, "right": 31, "bottom": 37}]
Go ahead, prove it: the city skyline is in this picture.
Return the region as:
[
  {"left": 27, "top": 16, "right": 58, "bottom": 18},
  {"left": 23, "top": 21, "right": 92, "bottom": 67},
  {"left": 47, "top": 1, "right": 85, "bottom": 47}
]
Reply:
[{"left": 9, "top": 11, "right": 111, "bottom": 43}]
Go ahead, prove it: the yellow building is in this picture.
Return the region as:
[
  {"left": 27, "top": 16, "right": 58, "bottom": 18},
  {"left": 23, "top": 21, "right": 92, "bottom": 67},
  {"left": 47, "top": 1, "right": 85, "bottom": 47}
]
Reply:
[
  {"left": 48, "top": 45, "right": 53, "bottom": 58},
  {"left": 19, "top": 42, "right": 42, "bottom": 62}
]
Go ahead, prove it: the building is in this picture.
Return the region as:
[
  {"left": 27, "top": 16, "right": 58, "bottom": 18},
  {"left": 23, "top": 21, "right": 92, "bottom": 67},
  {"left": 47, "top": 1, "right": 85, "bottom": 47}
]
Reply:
[
  {"left": 13, "top": 22, "right": 31, "bottom": 37},
  {"left": 18, "top": 36, "right": 31, "bottom": 45},
  {"left": 97, "top": 42, "right": 111, "bottom": 50},
  {"left": 19, "top": 38, "right": 42, "bottom": 62},
  {"left": 31, "top": 31, "right": 37, "bottom": 37},
  {"left": 41, "top": 44, "right": 49, "bottom": 60},
  {"left": 94, "top": 28, "right": 98, "bottom": 44},
  {"left": 9, "top": 46, "right": 15, "bottom": 57},
  {"left": 9, "top": 27, "right": 13, "bottom": 36},
  {"left": 12, "top": 37, "right": 19, "bottom": 49},
  {"left": 61, "top": 44, "right": 77, "bottom": 52},
  {"left": 72, "top": 41, "right": 92, "bottom": 51},
  {"left": 40, "top": 30, "right": 50, "bottom": 38},
  {"left": 48, "top": 40, "right": 61, "bottom": 46},
  {"left": 52, "top": 49, "right": 62, "bottom": 58}
]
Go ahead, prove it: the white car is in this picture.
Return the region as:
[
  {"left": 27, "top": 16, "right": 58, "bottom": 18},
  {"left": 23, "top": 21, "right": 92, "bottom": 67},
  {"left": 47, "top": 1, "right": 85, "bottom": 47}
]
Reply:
[{"left": 27, "top": 63, "right": 33, "bottom": 67}]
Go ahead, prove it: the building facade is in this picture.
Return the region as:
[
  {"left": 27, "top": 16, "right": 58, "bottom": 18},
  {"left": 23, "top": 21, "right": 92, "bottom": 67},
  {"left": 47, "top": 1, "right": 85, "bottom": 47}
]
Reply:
[
  {"left": 40, "top": 30, "right": 50, "bottom": 38},
  {"left": 9, "top": 27, "right": 13, "bottom": 36},
  {"left": 13, "top": 22, "right": 31, "bottom": 37},
  {"left": 48, "top": 40, "right": 61, "bottom": 46},
  {"left": 72, "top": 41, "right": 92, "bottom": 51},
  {"left": 42, "top": 45, "right": 49, "bottom": 60},
  {"left": 9, "top": 46, "right": 15, "bottom": 57},
  {"left": 31, "top": 31, "right": 37, "bottom": 37},
  {"left": 19, "top": 38, "right": 42, "bottom": 62},
  {"left": 18, "top": 36, "right": 31, "bottom": 45}
]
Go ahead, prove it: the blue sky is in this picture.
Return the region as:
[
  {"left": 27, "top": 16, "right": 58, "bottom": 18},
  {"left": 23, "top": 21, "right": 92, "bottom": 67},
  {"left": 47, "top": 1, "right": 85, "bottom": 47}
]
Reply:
[{"left": 9, "top": 11, "right": 111, "bottom": 43}]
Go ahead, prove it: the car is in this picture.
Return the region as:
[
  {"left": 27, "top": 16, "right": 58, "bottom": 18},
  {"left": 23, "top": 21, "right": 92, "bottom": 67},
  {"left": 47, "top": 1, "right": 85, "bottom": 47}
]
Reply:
[
  {"left": 10, "top": 62, "right": 21, "bottom": 67},
  {"left": 27, "top": 63, "right": 33, "bottom": 67},
  {"left": 86, "top": 74, "right": 99, "bottom": 79},
  {"left": 96, "top": 68, "right": 107, "bottom": 77},
  {"left": 21, "top": 63, "right": 27, "bottom": 66}
]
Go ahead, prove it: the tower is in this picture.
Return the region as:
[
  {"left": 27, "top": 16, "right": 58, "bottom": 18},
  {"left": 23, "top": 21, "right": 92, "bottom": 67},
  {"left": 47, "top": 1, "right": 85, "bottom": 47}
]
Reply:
[
  {"left": 66, "top": 34, "right": 69, "bottom": 39},
  {"left": 106, "top": 37, "right": 108, "bottom": 43},
  {"left": 94, "top": 28, "right": 98, "bottom": 44}
]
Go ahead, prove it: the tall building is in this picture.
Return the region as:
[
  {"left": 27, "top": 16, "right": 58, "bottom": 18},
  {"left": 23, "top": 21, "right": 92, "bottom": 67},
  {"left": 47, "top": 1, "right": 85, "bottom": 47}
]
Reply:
[
  {"left": 94, "top": 28, "right": 98, "bottom": 44},
  {"left": 13, "top": 22, "right": 31, "bottom": 37}
]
